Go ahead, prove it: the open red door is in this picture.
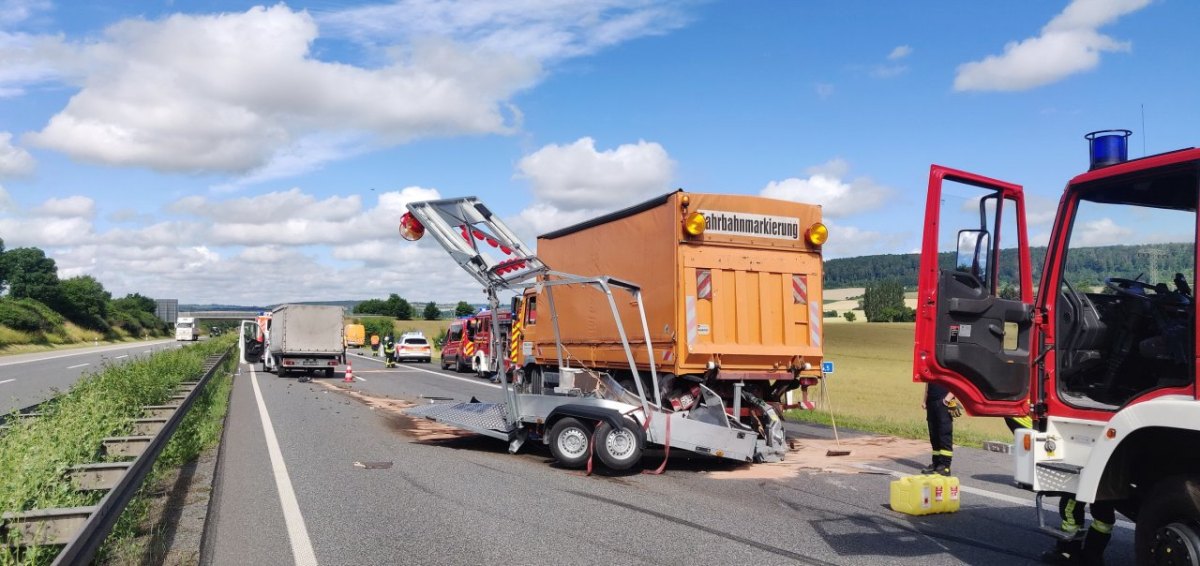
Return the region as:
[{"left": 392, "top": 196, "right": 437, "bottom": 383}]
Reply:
[{"left": 913, "top": 165, "right": 1034, "bottom": 416}]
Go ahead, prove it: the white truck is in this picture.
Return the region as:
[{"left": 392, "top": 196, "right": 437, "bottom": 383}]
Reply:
[
  {"left": 174, "top": 317, "right": 198, "bottom": 341},
  {"left": 264, "top": 305, "right": 345, "bottom": 380}
]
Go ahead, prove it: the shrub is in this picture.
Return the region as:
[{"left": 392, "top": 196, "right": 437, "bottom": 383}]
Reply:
[
  {"left": 843, "top": 311, "right": 857, "bottom": 322},
  {"left": 0, "top": 297, "right": 65, "bottom": 333},
  {"left": 823, "top": 310, "right": 838, "bottom": 318}
]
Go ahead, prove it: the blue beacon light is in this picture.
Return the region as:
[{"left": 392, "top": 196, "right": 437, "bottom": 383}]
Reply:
[{"left": 1085, "top": 129, "right": 1132, "bottom": 170}]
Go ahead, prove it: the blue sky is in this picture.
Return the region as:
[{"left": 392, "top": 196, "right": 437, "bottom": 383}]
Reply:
[{"left": 0, "top": 0, "right": 1196, "bottom": 305}]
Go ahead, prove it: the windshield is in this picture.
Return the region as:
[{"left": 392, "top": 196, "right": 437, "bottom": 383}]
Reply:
[{"left": 1054, "top": 169, "right": 1197, "bottom": 410}]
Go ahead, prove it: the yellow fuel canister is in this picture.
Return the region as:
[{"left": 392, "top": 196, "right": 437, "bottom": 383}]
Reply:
[{"left": 890, "top": 474, "right": 961, "bottom": 516}]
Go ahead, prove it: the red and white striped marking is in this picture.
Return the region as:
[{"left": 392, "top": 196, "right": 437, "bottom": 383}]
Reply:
[
  {"left": 792, "top": 274, "right": 808, "bottom": 305},
  {"left": 686, "top": 296, "right": 697, "bottom": 349},
  {"left": 697, "top": 270, "right": 712, "bottom": 300},
  {"left": 661, "top": 347, "right": 674, "bottom": 364}
]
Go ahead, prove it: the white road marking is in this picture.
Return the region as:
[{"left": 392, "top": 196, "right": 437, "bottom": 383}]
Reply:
[
  {"left": 143, "top": 350, "right": 152, "bottom": 353},
  {"left": 115, "top": 355, "right": 128, "bottom": 359},
  {"left": 348, "top": 352, "right": 500, "bottom": 390},
  {"left": 0, "top": 379, "right": 14, "bottom": 385},
  {"left": 354, "top": 376, "right": 367, "bottom": 382},
  {"left": 67, "top": 363, "right": 90, "bottom": 369},
  {"left": 855, "top": 463, "right": 1133, "bottom": 530},
  {"left": 0, "top": 340, "right": 174, "bottom": 368},
  {"left": 249, "top": 367, "right": 319, "bottom": 566}
]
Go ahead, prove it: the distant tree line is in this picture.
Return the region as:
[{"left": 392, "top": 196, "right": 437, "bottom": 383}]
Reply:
[
  {"left": 825, "top": 243, "right": 1194, "bottom": 290},
  {"left": 0, "top": 239, "right": 169, "bottom": 341}
]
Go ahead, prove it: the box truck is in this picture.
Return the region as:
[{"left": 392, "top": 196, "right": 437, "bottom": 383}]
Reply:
[
  {"left": 265, "top": 305, "right": 345, "bottom": 379},
  {"left": 514, "top": 191, "right": 827, "bottom": 413},
  {"left": 175, "top": 317, "right": 198, "bottom": 341}
]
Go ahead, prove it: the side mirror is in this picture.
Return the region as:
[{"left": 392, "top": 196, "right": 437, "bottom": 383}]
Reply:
[{"left": 956, "top": 229, "right": 990, "bottom": 282}]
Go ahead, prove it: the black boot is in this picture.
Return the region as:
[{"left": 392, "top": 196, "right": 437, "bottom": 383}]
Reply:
[
  {"left": 1040, "top": 536, "right": 1083, "bottom": 564},
  {"left": 1081, "top": 526, "right": 1111, "bottom": 565}
]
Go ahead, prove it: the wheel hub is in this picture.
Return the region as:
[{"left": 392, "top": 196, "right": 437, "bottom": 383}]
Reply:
[
  {"left": 605, "top": 429, "right": 635, "bottom": 459},
  {"left": 1153, "top": 522, "right": 1200, "bottom": 566},
  {"left": 558, "top": 428, "right": 587, "bottom": 457}
]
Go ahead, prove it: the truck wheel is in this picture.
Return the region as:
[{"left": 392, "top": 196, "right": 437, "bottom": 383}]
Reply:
[
  {"left": 454, "top": 355, "right": 467, "bottom": 373},
  {"left": 1135, "top": 475, "right": 1200, "bottom": 566},
  {"left": 548, "top": 417, "right": 592, "bottom": 469},
  {"left": 440, "top": 357, "right": 449, "bottom": 370},
  {"left": 595, "top": 418, "right": 644, "bottom": 471}
]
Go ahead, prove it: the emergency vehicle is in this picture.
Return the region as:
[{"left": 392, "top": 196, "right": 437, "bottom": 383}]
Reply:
[
  {"left": 465, "top": 309, "right": 511, "bottom": 378},
  {"left": 914, "top": 130, "right": 1200, "bottom": 564}
]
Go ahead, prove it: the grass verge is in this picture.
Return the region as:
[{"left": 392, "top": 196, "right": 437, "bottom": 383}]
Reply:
[
  {"left": 786, "top": 322, "right": 1012, "bottom": 449},
  {"left": 0, "top": 335, "right": 236, "bottom": 565}
]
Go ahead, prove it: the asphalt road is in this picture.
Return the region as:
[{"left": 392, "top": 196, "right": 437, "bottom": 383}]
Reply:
[
  {"left": 0, "top": 338, "right": 182, "bottom": 413},
  {"left": 204, "top": 351, "right": 1135, "bottom": 565}
]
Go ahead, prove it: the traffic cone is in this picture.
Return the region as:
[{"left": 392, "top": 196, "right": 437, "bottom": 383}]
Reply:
[{"left": 343, "top": 362, "right": 355, "bottom": 383}]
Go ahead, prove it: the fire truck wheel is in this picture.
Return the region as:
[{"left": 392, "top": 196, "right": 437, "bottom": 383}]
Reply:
[
  {"left": 595, "top": 418, "right": 644, "bottom": 471},
  {"left": 454, "top": 355, "right": 468, "bottom": 373},
  {"left": 1136, "top": 475, "right": 1200, "bottom": 566},
  {"left": 548, "top": 417, "right": 593, "bottom": 469}
]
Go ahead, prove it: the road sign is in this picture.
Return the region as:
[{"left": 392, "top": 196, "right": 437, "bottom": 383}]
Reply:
[{"left": 822, "top": 361, "right": 834, "bottom": 374}]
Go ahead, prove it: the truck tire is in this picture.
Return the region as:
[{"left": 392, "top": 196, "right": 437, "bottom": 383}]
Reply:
[
  {"left": 1135, "top": 475, "right": 1200, "bottom": 566},
  {"left": 454, "top": 355, "right": 468, "bottom": 373},
  {"left": 548, "top": 417, "right": 592, "bottom": 469},
  {"left": 594, "top": 418, "right": 644, "bottom": 471},
  {"left": 440, "top": 356, "right": 449, "bottom": 370}
]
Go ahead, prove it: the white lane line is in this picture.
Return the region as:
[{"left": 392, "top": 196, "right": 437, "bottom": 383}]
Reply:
[
  {"left": 115, "top": 355, "right": 128, "bottom": 360},
  {"left": 0, "top": 379, "right": 14, "bottom": 385},
  {"left": 143, "top": 350, "right": 152, "bottom": 353},
  {"left": 856, "top": 463, "right": 1133, "bottom": 530},
  {"left": 67, "top": 363, "right": 90, "bottom": 369},
  {"left": 0, "top": 340, "right": 174, "bottom": 368},
  {"left": 354, "top": 376, "right": 367, "bottom": 382},
  {"left": 249, "top": 367, "right": 319, "bottom": 566},
  {"left": 348, "top": 352, "right": 500, "bottom": 390}
]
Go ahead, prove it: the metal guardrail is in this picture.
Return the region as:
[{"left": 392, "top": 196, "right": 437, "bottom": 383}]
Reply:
[
  {"left": 0, "top": 349, "right": 231, "bottom": 564},
  {"left": 0, "top": 398, "right": 57, "bottom": 435}
]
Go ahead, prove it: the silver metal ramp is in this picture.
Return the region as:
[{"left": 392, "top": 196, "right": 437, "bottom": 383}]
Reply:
[{"left": 404, "top": 402, "right": 515, "bottom": 441}]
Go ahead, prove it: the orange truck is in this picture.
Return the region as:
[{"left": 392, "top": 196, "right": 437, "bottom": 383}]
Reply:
[{"left": 510, "top": 190, "right": 827, "bottom": 416}]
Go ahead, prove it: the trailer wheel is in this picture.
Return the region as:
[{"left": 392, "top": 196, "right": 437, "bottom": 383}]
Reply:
[
  {"left": 1136, "top": 475, "right": 1200, "bottom": 566},
  {"left": 595, "top": 418, "right": 644, "bottom": 471},
  {"left": 548, "top": 417, "right": 592, "bottom": 469}
]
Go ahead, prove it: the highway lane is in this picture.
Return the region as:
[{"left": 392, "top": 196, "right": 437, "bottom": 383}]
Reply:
[
  {"left": 207, "top": 353, "right": 1135, "bottom": 565},
  {"left": 0, "top": 339, "right": 183, "bottom": 413}
]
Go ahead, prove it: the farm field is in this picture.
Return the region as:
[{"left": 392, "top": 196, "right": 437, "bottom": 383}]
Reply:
[{"left": 789, "top": 322, "right": 1013, "bottom": 447}]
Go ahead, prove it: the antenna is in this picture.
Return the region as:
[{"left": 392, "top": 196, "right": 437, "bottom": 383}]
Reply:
[{"left": 1141, "top": 103, "right": 1146, "bottom": 156}]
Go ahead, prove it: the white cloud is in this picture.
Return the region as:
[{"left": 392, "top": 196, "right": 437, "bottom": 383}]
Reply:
[
  {"left": 0, "top": 132, "right": 34, "bottom": 176},
  {"left": 887, "top": 45, "right": 912, "bottom": 60},
  {"left": 4, "top": 185, "right": 487, "bottom": 304},
  {"left": 760, "top": 158, "right": 893, "bottom": 219},
  {"left": 34, "top": 195, "right": 94, "bottom": 218},
  {"left": 23, "top": 5, "right": 539, "bottom": 174},
  {"left": 319, "top": 0, "right": 693, "bottom": 62},
  {"left": 820, "top": 221, "right": 913, "bottom": 259},
  {"left": 507, "top": 136, "right": 674, "bottom": 243},
  {"left": 516, "top": 137, "right": 674, "bottom": 211},
  {"left": 954, "top": 0, "right": 1151, "bottom": 92},
  {"left": 815, "top": 83, "right": 834, "bottom": 99},
  {"left": 0, "top": 0, "right": 51, "bottom": 29},
  {"left": 1073, "top": 217, "right": 1133, "bottom": 246}
]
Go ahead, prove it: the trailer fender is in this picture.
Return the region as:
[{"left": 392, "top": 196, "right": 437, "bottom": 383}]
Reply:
[{"left": 544, "top": 405, "right": 644, "bottom": 448}]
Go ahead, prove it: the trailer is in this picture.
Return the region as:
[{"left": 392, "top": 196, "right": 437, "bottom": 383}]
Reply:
[{"left": 398, "top": 197, "right": 776, "bottom": 470}]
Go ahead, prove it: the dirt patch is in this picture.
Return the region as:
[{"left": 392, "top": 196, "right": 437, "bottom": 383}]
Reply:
[
  {"left": 707, "top": 435, "right": 926, "bottom": 479},
  {"left": 317, "top": 382, "right": 474, "bottom": 442}
]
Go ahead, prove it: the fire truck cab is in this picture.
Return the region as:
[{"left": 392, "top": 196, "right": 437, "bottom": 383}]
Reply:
[{"left": 914, "top": 131, "right": 1200, "bottom": 564}]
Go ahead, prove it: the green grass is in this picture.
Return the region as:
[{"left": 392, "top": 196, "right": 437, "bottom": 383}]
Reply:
[
  {"left": 0, "top": 335, "right": 236, "bottom": 564},
  {"left": 784, "top": 322, "right": 1012, "bottom": 448}
]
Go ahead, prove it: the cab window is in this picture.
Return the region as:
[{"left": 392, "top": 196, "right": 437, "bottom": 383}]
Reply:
[{"left": 525, "top": 297, "right": 537, "bottom": 325}]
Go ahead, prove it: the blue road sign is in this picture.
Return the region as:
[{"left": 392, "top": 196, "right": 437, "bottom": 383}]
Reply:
[{"left": 822, "top": 361, "right": 834, "bottom": 374}]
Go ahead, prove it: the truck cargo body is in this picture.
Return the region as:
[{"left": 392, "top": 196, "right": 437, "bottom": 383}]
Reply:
[
  {"left": 267, "top": 305, "right": 345, "bottom": 376},
  {"left": 519, "top": 191, "right": 825, "bottom": 405},
  {"left": 175, "top": 317, "right": 198, "bottom": 341}
]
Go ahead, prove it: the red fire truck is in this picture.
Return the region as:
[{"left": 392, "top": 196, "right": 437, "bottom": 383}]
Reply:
[
  {"left": 914, "top": 130, "right": 1200, "bottom": 564},
  {"left": 442, "top": 310, "right": 512, "bottom": 378}
]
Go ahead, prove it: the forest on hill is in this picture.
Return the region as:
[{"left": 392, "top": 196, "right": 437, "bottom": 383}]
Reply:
[{"left": 825, "top": 243, "right": 1195, "bottom": 289}]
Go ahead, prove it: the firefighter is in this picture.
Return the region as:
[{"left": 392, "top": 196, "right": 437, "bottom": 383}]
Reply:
[
  {"left": 383, "top": 336, "right": 396, "bottom": 368},
  {"left": 1041, "top": 497, "right": 1115, "bottom": 564},
  {"left": 921, "top": 382, "right": 959, "bottom": 476}
]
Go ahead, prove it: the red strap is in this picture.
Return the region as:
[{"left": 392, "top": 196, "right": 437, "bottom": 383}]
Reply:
[
  {"left": 585, "top": 426, "right": 599, "bottom": 476},
  {"left": 643, "top": 413, "right": 670, "bottom": 475}
]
